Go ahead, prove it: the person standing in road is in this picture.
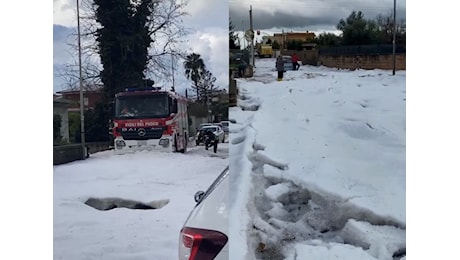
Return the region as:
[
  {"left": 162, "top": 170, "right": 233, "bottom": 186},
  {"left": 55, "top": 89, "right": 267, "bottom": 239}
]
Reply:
[
  {"left": 292, "top": 53, "right": 300, "bottom": 70},
  {"left": 238, "top": 60, "right": 247, "bottom": 78},
  {"left": 276, "top": 55, "right": 284, "bottom": 81},
  {"left": 204, "top": 129, "right": 218, "bottom": 153}
]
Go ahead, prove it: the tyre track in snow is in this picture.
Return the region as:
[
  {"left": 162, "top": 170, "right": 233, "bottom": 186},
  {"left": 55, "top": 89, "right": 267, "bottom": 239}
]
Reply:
[{"left": 234, "top": 77, "right": 406, "bottom": 260}]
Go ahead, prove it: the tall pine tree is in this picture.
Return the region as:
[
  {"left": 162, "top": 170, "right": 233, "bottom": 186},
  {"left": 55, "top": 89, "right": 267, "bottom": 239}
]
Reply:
[
  {"left": 94, "top": 0, "right": 153, "bottom": 101},
  {"left": 337, "top": 10, "right": 380, "bottom": 45}
]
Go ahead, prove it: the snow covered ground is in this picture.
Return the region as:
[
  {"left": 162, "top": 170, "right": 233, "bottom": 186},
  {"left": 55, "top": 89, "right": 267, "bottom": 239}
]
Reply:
[
  {"left": 53, "top": 143, "right": 228, "bottom": 260},
  {"left": 53, "top": 59, "right": 406, "bottom": 260},
  {"left": 229, "top": 58, "right": 406, "bottom": 260}
]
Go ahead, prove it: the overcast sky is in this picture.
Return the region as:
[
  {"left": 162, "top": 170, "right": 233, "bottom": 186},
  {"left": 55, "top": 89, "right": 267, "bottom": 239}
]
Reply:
[
  {"left": 230, "top": 0, "right": 406, "bottom": 34},
  {"left": 53, "top": 0, "right": 228, "bottom": 94},
  {"left": 53, "top": 0, "right": 407, "bottom": 93}
]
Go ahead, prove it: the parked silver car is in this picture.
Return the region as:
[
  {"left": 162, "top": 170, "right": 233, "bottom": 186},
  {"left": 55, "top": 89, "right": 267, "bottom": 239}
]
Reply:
[
  {"left": 220, "top": 121, "right": 229, "bottom": 134},
  {"left": 197, "top": 123, "right": 213, "bottom": 131},
  {"left": 275, "top": 55, "right": 294, "bottom": 72},
  {"left": 195, "top": 125, "right": 225, "bottom": 145},
  {"left": 282, "top": 55, "right": 294, "bottom": 71},
  {"left": 213, "top": 123, "right": 224, "bottom": 131}
]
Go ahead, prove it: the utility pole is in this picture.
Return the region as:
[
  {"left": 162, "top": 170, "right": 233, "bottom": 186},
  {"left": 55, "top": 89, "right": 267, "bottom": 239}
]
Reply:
[
  {"left": 242, "top": 20, "right": 245, "bottom": 49},
  {"left": 77, "top": 0, "right": 86, "bottom": 159},
  {"left": 209, "top": 83, "right": 213, "bottom": 122},
  {"left": 207, "top": 100, "right": 211, "bottom": 122},
  {"left": 171, "top": 53, "right": 175, "bottom": 91},
  {"left": 249, "top": 5, "right": 255, "bottom": 67},
  {"left": 207, "top": 81, "right": 211, "bottom": 122},
  {"left": 282, "top": 29, "right": 285, "bottom": 51},
  {"left": 392, "top": 0, "right": 396, "bottom": 75}
]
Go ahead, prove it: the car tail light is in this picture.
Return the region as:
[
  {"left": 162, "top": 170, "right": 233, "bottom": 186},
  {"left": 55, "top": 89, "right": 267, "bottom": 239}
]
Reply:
[{"left": 179, "top": 227, "right": 228, "bottom": 260}]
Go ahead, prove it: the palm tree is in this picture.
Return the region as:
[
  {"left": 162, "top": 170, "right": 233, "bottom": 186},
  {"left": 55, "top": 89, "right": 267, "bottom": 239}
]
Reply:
[{"left": 183, "top": 53, "right": 206, "bottom": 101}]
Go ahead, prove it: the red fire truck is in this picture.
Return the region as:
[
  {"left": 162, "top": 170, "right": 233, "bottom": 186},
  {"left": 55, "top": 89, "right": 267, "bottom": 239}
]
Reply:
[{"left": 111, "top": 87, "right": 188, "bottom": 154}]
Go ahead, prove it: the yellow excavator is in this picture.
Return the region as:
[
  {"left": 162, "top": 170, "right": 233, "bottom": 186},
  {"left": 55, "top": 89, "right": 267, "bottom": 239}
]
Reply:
[{"left": 257, "top": 43, "right": 273, "bottom": 58}]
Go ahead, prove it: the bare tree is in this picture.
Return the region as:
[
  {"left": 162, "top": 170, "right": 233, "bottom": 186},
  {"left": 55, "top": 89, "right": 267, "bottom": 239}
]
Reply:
[
  {"left": 200, "top": 69, "right": 217, "bottom": 104},
  {"left": 375, "top": 11, "right": 406, "bottom": 44},
  {"left": 54, "top": 38, "right": 102, "bottom": 91},
  {"left": 146, "top": 0, "right": 190, "bottom": 80}
]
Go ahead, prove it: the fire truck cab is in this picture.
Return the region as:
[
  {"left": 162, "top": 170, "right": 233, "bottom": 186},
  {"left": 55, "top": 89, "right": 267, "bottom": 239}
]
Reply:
[{"left": 111, "top": 87, "right": 188, "bottom": 154}]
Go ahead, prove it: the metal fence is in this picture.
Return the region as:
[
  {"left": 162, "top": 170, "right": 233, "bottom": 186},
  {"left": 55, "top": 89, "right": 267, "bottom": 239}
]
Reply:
[
  {"left": 53, "top": 142, "right": 111, "bottom": 165},
  {"left": 319, "top": 44, "right": 406, "bottom": 56}
]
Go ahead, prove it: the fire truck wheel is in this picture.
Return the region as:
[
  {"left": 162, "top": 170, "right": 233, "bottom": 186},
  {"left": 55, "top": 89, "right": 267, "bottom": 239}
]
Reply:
[
  {"left": 174, "top": 136, "right": 178, "bottom": 152},
  {"left": 180, "top": 134, "right": 187, "bottom": 153},
  {"left": 181, "top": 134, "right": 188, "bottom": 153}
]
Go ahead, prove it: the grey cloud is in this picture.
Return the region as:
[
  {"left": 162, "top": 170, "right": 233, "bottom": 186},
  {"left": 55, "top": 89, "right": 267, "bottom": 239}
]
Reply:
[
  {"left": 183, "top": 0, "right": 228, "bottom": 30},
  {"left": 54, "top": 0, "right": 76, "bottom": 12},
  {"left": 53, "top": 25, "right": 76, "bottom": 65},
  {"left": 230, "top": 9, "right": 345, "bottom": 31},
  {"left": 230, "top": 0, "right": 406, "bottom": 32},
  {"left": 53, "top": 24, "right": 74, "bottom": 42}
]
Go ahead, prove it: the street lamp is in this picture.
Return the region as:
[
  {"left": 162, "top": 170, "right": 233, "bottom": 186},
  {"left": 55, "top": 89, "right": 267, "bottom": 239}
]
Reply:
[
  {"left": 77, "top": 0, "right": 86, "bottom": 158},
  {"left": 392, "top": 0, "right": 396, "bottom": 75}
]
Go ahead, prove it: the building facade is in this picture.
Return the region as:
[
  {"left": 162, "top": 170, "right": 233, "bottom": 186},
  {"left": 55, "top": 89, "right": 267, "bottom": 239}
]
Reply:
[
  {"left": 56, "top": 89, "right": 104, "bottom": 111},
  {"left": 53, "top": 96, "right": 75, "bottom": 144},
  {"left": 267, "top": 31, "right": 316, "bottom": 49}
]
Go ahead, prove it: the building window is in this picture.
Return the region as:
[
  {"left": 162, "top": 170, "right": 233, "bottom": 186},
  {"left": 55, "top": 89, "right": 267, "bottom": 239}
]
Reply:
[{"left": 84, "top": 97, "right": 89, "bottom": 106}]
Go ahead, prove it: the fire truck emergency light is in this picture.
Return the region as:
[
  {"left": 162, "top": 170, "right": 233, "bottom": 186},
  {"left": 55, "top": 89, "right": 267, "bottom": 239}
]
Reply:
[{"left": 124, "top": 87, "right": 162, "bottom": 92}]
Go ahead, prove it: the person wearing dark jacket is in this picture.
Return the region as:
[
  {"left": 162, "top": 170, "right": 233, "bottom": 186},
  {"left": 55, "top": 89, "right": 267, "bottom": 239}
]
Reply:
[
  {"left": 276, "top": 55, "right": 284, "bottom": 81},
  {"left": 204, "top": 129, "right": 218, "bottom": 153},
  {"left": 237, "top": 60, "right": 247, "bottom": 78}
]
